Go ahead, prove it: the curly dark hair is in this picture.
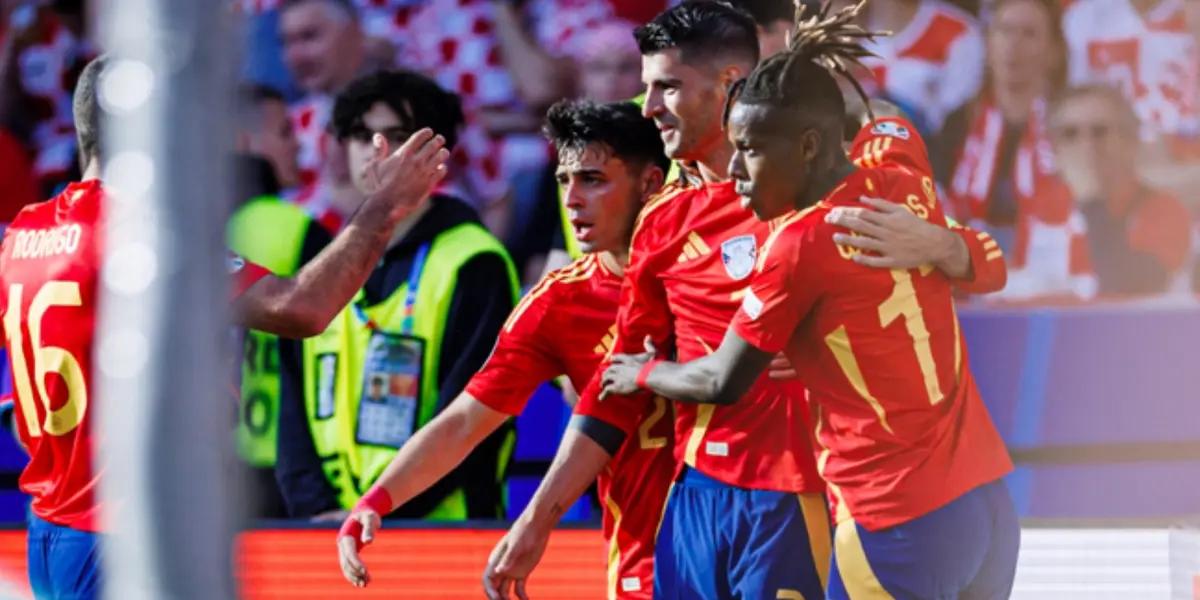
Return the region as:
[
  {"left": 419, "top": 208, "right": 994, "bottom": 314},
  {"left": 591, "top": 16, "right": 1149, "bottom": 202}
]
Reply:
[
  {"left": 331, "top": 70, "right": 464, "bottom": 151},
  {"left": 543, "top": 100, "right": 670, "bottom": 175}
]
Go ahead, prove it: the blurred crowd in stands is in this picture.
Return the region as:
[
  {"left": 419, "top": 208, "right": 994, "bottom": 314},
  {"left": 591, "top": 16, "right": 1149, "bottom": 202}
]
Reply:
[{"left": 4, "top": 0, "right": 1200, "bottom": 301}]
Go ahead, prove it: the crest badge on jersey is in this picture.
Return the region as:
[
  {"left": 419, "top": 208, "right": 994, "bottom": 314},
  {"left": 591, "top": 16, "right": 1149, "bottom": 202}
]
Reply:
[
  {"left": 871, "top": 120, "right": 911, "bottom": 140},
  {"left": 721, "top": 235, "right": 756, "bottom": 280}
]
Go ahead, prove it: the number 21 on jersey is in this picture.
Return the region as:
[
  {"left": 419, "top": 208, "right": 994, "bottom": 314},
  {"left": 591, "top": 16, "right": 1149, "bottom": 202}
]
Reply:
[{"left": 3, "top": 282, "right": 89, "bottom": 437}]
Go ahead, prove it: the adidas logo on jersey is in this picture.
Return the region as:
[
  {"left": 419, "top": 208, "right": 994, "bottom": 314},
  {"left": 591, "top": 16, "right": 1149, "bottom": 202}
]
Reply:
[{"left": 677, "top": 232, "right": 711, "bottom": 263}]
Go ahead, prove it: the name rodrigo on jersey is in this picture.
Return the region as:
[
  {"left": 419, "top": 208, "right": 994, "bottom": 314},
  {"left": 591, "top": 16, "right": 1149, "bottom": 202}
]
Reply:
[{"left": 9, "top": 224, "right": 83, "bottom": 260}]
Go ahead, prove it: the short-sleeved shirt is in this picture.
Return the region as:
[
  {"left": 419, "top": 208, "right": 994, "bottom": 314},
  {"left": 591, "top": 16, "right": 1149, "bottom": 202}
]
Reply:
[
  {"left": 466, "top": 253, "right": 672, "bottom": 599},
  {"left": 577, "top": 182, "right": 824, "bottom": 494},
  {"left": 0, "top": 180, "right": 105, "bottom": 531},
  {"left": 732, "top": 166, "right": 1012, "bottom": 531}
]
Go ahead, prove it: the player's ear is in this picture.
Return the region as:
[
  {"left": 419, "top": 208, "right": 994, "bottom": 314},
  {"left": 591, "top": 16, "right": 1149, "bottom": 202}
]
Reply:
[
  {"left": 800, "top": 129, "right": 821, "bottom": 164},
  {"left": 717, "top": 64, "right": 745, "bottom": 96},
  {"left": 639, "top": 164, "right": 666, "bottom": 200}
]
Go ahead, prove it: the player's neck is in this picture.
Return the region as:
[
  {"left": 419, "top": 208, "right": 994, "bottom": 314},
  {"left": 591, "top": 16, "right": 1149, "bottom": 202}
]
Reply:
[
  {"left": 697, "top": 142, "right": 733, "bottom": 184},
  {"left": 798, "top": 156, "right": 856, "bottom": 209},
  {"left": 81, "top": 159, "right": 101, "bottom": 181},
  {"left": 599, "top": 250, "right": 626, "bottom": 277}
]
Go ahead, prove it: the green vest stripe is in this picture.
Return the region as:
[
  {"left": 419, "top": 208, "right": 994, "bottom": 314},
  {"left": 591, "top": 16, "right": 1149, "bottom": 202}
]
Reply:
[
  {"left": 302, "top": 222, "right": 519, "bottom": 518},
  {"left": 228, "top": 196, "right": 313, "bottom": 468}
]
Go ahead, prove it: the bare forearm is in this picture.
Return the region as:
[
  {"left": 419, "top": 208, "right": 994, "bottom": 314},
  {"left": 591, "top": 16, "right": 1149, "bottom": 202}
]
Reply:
[
  {"left": 373, "top": 394, "right": 508, "bottom": 511},
  {"left": 235, "top": 197, "right": 397, "bottom": 336},
  {"left": 643, "top": 358, "right": 727, "bottom": 405},
  {"left": 491, "top": 3, "right": 572, "bottom": 107},
  {"left": 933, "top": 227, "right": 972, "bottom": 280},
  {"left": 519, "top": 429, "right": 611, "bottom": 531}
]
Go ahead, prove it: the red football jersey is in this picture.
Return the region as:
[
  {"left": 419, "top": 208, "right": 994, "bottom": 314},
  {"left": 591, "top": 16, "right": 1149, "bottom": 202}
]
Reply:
[
  {"left": 732, "top": 166, "right": 1013, "bottom": 531},
  {"left": 849, "top": 116, "right": 1007, "bottom": 295},
  {"left": 466, "top": 253, "right": 673, "bottom": 599},
  {"left": 579, "top": 182, "right": 823, "bottom": 494},
  {"left": 0, "top": 180, "right": 105, "bottom": 531}
]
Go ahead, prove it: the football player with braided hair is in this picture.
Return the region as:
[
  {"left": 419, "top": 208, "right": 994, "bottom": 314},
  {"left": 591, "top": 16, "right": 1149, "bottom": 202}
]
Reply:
[{"left": 603, "top": 2, "right": 1020, "bottom": 598}]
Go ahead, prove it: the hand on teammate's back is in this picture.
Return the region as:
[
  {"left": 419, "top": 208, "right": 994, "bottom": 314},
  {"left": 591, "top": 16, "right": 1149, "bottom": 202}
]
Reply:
[
  {"left": 826, "top": 196, "right": 957, "bottom": 270},
  {"left": 358, "top": 128, "right": 452, "bottom": 222}
]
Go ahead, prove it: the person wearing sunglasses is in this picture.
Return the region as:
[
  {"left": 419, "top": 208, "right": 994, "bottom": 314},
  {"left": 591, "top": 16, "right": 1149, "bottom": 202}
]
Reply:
[
  {"left": 1048, "top": 84, "right": 1192, "bottom": 297},
  {"left": 273, "top": 70, "right": 521, "bottom": 526}
]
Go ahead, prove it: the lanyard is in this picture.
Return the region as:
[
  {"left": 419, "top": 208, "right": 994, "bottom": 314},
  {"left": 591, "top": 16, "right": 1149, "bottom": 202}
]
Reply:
[{"left": 353, "top": 242, "right": 430, "bottom": 335}]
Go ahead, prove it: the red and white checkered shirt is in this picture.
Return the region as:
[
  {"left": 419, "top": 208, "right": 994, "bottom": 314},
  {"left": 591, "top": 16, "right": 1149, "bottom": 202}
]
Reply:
[
  {"left": 371, "top": 0, "right": 610, "bottom": 205},
  {"left": 1064, "top": 0, "right": 1200, "bottom": 144},
  {"left": 859, "top": 0, "right": 984, "bottom": 131},
  {"left": 241, "top": 0, "right": 610, "bottom": 207}
]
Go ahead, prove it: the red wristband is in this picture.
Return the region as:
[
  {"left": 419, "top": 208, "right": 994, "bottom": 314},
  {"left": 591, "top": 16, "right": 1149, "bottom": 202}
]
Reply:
[
  {"left": 338, "top": 487, "right": 394, "bottom": 551},
  {"left": 356, "top": 486, "right": 394, "bottom": 517},
  {"left": 337, "top": 515, "right": 365, "bottom": 551},
  {"left": 636, "top": 359, "right": 663, "bottom": 390}
]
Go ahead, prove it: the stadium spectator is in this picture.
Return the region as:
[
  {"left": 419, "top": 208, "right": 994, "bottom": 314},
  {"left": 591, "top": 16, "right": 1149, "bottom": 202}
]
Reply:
[
  {"left": 1064, "top": 0, "right": 1200, "bottom": 205},
  {"left": 274, "top": 70, "right": 520, "bottom": 523},
  {"left": 1063, "top": 0, "right": 1198, "bottom": 150},
  {"left": 571, "top": 20, "right": 642, "bottom": 103},
  {"left": 941, "top": 0, "right": 1067, "bottom": 262},
  {"left": 855, "top": 0, "right": 985, "bottom": 134},
  {"left": 368, "top": 0, "right": 610, "bottom": 243},
  {"left": 236, "top": 85, "right": 303, "bottom": 194},
  {"left": 278, "top": 0, "right": 379, "bottom": 226},
  {"left": 1045, "top": 85, "right": 1192, "bottom": 297},
  {"left": 0, "top": 0, "right": 94, "bottom": 197}
]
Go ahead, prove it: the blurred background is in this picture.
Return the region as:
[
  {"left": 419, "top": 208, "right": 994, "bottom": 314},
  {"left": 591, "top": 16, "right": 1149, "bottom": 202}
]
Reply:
[{"left": 0, "top": 0, "right": 1198, "bottom": 597}]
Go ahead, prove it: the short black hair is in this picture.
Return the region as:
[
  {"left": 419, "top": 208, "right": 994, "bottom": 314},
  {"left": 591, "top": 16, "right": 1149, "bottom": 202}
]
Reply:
[
  {"left": 728, "top": 0, "right": 799, "bottom": 27},
  {"left": 727, "top": 2, "right": 882, "bottom": 149},
  {"left": 237, "top": 84, "right": 287, "bottom": 130},
  {"left": 543, "top": 100, "right": 670, "bottom": 175},
  {"left": 280, "top": 0, "right": 358, "bottom": 20},
  {"left": 634, "top": 1, "right": 760, "bottom": 67},
  {"left": 73, "top": 54, "right": 108, "bottom": 163},
  {"left": 331, "top": 70, "right": 464, "bottom": 151}
]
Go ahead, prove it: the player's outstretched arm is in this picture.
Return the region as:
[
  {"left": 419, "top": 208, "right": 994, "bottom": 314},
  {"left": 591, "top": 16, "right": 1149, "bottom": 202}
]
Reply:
[
  {"left": 234, "top": 129, "right": 450, "bottom": 337},
  {"left": 483, "top": 420, "right": 621, "bottom": 600},
  {"left": 602, "top": 330, "right": 773, "bottom": 406},
  {"left": 337, "top": 393, "right": 509, "bottom": 587}
]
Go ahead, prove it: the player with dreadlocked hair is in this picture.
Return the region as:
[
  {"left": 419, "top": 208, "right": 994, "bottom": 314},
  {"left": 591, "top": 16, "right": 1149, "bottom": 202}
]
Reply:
[{"left": 601, "top": 2, "right": 1021, "bottom": 599}]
